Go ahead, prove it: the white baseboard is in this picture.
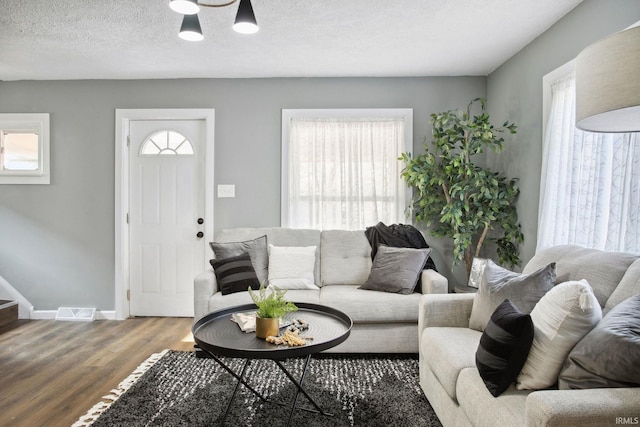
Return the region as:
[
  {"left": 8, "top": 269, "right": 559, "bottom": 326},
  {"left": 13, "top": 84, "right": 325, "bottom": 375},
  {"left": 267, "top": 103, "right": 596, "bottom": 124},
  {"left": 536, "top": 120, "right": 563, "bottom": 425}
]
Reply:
[
  {"left": 31, "top": 309, "right": 117, "bottom": 320},
  {"left": 30, "top": 310, "right": 56, "bottom": 319},
  {"left": 96, "top": 310, "right": 117, "bottom": 320}
]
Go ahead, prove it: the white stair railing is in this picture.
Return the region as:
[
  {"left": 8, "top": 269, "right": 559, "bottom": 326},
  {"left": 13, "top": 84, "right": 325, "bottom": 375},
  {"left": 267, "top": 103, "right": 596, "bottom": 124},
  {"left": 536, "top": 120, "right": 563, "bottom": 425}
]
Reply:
[{"left": 0, "top": 274, "right": 33, "bottom": 319}]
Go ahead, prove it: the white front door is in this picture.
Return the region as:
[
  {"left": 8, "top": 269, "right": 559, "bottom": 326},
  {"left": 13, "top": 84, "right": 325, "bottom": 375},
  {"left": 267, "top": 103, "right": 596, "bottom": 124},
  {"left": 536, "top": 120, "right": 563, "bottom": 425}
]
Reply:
[{"left": 128, "top": 120, "right": 206, "bottom": 316}]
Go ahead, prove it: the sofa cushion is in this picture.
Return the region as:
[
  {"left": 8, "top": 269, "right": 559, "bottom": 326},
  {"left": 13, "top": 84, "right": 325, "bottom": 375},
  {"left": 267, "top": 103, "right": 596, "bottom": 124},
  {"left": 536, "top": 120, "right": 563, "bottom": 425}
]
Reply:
[
  {"left": 523, "top": 245, "right": 637, "bottom": 308},
  {"left": 559, "top": 294, "right": 640, "bottom": 389},
  {"left": 208, "top": 289, "right": 320, "bottom": 312},
  {"left": 476, "top": 299, "right": 534, "bottom": 397},
  {"left": 210, "top": 235, "right": 269, "bottom": 284},
  {"left": 456, "top": 367, "right": 530, "bottom": 427},
  {"left": 605, "top": 258, "right": 640, "bottom": 313},
  {"left": 421, "top": 327, "right": 481, "bottom": 400},
  {"left": 517, "top": 280, "right": 602, "bottom": 390},
  {"left": 267, "top": 244, "right": 319, "bottom": 290},
  {"left": 469, "top": 260, "right": 556, "bottom": 331},
  {"left": 320, "top": 285, "right": 421, "bottom": 323},
  {"left": 320, "top": 230, "right": 372, "bottom": 286},
  {"left": 361, "top": 246, "right": 431, "bottom": 294},
  {"left": 210, "top": 253, "right": 260, "bottom": 295}
]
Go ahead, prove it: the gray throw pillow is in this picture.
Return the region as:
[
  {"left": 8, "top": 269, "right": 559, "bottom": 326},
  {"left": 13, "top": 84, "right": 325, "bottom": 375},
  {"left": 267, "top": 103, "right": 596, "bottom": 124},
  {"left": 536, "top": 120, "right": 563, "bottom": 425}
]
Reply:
[
  {"left": 360, "top": 245, "right": 431, "bottom": 294},
  {"left": 209, "top": 235, "right": 268, "bottom": 285},
  {"left": 559, "top": 294, "right": 640, "bottom": 389},
  {"left": 468, "top": 260, "right": 556, "bottom": 331}
]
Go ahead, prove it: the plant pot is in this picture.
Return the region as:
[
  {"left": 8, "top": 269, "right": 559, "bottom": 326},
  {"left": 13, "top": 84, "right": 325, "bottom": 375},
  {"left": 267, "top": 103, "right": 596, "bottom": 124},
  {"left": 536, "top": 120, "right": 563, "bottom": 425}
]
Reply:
[{"left": 255, "top": 317, "right": 279, "bottom": 339}]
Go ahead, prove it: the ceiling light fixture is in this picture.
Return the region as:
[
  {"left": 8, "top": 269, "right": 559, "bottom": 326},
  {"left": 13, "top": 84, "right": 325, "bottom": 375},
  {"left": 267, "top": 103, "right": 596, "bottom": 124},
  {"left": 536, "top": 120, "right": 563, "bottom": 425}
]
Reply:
[
  {"left": 169, "top": 0, "right": 258, "bottom": 41},
  {"left": 233, "top": 0, "right": 259, "bottom": 34},
  {"left": 179, "top": 14, "right": 204, "bottom": 41},
  {"left": 576, "top": 26, "right": 640, "bottom": 133}
]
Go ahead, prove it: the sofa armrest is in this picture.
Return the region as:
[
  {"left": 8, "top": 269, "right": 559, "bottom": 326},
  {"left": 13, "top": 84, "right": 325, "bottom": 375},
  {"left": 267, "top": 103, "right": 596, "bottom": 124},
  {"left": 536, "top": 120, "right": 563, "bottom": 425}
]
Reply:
[
  {"left": 420, "top": 269, "right": 448, "bottom": 294},
  {"left": 418, "top": 293, "right": 474, "bottom": 330},
  {"left": 526, "top": 388, "right": 640, "bottom": 427},
  {"left": 194, "top": 269, "right": 217, "bottom": 321}
]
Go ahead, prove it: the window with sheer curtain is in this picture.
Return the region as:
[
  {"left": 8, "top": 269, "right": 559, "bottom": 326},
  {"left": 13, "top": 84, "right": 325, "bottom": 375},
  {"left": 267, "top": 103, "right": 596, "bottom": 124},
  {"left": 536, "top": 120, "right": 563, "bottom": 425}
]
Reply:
[
  {"left": 282, "top": 110, "right": 412, "bottom": 230},
  {"left": 538, "top": 73, "right": 640, "bottom": 253}
]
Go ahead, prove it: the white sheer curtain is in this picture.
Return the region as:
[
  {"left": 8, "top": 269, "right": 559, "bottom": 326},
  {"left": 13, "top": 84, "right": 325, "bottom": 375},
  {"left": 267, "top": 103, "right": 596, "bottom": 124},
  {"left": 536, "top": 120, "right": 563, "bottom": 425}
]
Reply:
[
  {"left": 287, "top": 117, "right": 406, "bottom": 230},
  {"left": 538, "top": 73, "right": 640, "bottom": 253}
]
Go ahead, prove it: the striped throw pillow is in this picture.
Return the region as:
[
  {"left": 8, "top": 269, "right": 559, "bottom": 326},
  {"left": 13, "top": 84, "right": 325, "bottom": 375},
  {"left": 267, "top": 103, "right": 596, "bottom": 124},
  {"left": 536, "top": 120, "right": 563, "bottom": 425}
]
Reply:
[
  {"left": 476, "top": 299, "right": 534, "bottom": 397},
  {"left": 210, "top": 252, "right": 260, "bottom": 295}
]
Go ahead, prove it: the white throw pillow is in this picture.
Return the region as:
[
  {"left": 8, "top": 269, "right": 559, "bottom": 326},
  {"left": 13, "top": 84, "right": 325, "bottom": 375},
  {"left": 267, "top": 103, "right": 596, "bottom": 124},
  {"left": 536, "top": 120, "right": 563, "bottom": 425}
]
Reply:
[
  {"left": 516, "top": 280, "right": 602, "bottom": 390},
  {"left": 267, "top": 244, "right": 319, "bottom": 290}
]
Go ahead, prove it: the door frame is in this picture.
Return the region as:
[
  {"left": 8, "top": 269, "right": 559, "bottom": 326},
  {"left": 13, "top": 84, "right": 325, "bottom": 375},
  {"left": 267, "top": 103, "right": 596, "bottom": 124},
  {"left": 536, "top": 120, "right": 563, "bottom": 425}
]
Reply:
[{"left": 115, "top": 109, "right": 215, "bottom": 320}]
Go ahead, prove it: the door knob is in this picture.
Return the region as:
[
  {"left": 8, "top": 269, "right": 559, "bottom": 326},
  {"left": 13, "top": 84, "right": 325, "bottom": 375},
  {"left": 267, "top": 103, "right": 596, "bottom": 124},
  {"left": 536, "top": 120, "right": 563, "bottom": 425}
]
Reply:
[
  {"left": 197, "top": 218, "right": 204, "bottom": 224},
  {"left": 196, "top": 231, "right": 204, "bottom": 238}
]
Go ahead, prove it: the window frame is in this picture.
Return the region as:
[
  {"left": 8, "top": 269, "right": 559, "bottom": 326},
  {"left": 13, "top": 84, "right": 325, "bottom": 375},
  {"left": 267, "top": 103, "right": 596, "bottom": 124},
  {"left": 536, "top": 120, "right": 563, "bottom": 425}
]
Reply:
[
  {"left": 0, "top": 113, "right": 50, "bottom": 184},
  {"left": 281, "top": 108, "right": 413, "bottom": 229}
]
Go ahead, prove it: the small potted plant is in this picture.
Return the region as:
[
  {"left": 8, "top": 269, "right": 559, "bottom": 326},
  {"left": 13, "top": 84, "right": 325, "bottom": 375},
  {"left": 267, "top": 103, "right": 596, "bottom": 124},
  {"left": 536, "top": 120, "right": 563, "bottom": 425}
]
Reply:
[{"left": 248, "top": 285, "right": 298, "bottom": 339}]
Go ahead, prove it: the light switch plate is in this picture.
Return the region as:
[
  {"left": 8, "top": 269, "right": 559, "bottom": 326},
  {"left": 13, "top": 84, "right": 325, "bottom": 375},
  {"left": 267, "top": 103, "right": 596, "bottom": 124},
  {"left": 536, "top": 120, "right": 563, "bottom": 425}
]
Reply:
[{"left": 217, "top": 184, "right": 235, "bottom": 198}]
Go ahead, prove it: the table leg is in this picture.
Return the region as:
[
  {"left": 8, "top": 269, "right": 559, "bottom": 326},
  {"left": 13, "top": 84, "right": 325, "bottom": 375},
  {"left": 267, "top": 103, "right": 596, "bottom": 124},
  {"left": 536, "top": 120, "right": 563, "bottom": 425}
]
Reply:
[
  {"left": 206, "top": 353, "right": 334, "bottom": 426},
  {"left": 208, "top": 354, "right": 268, "bottom": 402},
  {"left": 274, "top": 354, "right": 333, "bottom": 426},
  {"left": 207, "top": 355, "right": 270, "bottom": 427}
]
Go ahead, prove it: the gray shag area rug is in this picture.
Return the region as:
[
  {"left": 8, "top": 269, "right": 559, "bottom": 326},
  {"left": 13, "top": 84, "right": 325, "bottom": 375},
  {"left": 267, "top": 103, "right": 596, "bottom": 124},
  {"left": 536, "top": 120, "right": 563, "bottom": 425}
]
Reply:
[{"left": 74, "top": 350, "right": 442, "bottom": 427}]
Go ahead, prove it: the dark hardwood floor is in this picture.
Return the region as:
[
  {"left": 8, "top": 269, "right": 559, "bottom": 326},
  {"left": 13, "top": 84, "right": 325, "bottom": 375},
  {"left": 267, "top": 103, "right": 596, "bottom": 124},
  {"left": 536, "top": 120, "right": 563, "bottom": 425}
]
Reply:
[{"left": 0, "top": 317, "right": 194, "bottom": 427}]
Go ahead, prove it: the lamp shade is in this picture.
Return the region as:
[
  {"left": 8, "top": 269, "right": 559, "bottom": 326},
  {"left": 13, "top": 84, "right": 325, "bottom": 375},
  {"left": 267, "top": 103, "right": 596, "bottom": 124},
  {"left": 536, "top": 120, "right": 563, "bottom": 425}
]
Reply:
[
  {"left": 179, "top": 14, "right": 204, "bottom": 41},
  {"left": 576, "top": 26, "right": 640, "bottom": 133},
  {"left": 233, "top": 0, "right": 258, "bottom": 34},
  {"left": 170, "top": 0, "right": 200, "bottom": 15}
]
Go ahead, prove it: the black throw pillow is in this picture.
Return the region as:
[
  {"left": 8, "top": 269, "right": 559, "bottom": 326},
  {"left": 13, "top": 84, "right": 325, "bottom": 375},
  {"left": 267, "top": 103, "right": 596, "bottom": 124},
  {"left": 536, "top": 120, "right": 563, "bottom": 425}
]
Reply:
[
  {"left": 210, "top": 252, "right": 260, "bottom": 295},
  {"left": 476, "top": 299, "right": 534, "bottom": 397}
]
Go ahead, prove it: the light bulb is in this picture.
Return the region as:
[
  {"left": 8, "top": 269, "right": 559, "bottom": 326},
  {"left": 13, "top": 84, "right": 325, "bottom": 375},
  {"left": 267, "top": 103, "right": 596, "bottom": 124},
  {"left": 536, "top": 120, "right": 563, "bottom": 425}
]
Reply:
[
  {"left": 179, "top": 14, "right": 204, "bottom": 41},
  {"left": 170, "top": 0, "right": 200, "bottom": 15}
]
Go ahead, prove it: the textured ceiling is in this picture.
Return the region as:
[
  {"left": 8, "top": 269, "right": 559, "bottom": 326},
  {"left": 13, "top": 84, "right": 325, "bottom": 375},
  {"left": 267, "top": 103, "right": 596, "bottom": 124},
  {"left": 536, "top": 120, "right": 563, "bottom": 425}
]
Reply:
[{"left": 0, "top": 0, "right": 583, "bottom": 81}]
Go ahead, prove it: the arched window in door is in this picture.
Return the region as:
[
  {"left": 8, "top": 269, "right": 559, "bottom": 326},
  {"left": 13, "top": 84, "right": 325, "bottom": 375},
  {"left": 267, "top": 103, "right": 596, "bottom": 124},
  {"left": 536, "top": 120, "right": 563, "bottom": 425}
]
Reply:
[{"left": 140, "top": 130, "right": 194, "bottom": 156}]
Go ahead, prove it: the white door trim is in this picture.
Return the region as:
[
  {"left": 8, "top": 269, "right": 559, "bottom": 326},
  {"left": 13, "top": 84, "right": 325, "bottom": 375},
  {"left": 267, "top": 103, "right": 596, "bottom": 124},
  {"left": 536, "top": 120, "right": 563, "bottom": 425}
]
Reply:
[{"left": 115, "top": 109, "right": 215, "bottom": 320}]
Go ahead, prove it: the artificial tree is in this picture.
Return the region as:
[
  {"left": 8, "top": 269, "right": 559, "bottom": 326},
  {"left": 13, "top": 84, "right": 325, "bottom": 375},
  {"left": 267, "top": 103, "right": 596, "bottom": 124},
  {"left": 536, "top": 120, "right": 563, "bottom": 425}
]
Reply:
[{"left": 400, "top": 98, "right": 524, "bottom": 277}]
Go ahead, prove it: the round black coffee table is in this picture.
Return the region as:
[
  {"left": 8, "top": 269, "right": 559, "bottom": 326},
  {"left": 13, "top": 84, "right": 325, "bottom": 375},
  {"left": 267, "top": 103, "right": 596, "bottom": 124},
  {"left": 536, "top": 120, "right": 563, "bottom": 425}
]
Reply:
[{"left": 192, "top": 302, "right": 352, "bottom": 426}]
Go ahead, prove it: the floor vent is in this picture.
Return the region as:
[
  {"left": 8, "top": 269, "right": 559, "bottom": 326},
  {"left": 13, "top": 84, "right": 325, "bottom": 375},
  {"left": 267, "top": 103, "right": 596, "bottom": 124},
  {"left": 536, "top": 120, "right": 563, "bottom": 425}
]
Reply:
[{"left": 55, "top": 307, "right": 96, "bottom": 321}]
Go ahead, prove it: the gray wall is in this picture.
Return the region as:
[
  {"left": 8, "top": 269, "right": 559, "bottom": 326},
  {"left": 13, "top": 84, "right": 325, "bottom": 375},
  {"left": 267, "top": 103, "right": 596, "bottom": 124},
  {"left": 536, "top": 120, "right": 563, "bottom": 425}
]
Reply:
[
  {"left": 5, "top": 0, "right": 637, "bottom": 311},
  {"left": 486, "top": 0, "right": 640, "bottom": 272},
  {"left": 0, "top": 77, "right": 484, "bottom": 310}
]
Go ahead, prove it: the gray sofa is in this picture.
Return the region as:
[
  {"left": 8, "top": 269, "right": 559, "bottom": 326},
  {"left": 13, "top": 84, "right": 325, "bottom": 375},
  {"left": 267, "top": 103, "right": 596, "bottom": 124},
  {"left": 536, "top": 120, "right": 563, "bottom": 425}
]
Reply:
[
  {"left": 194, "top": 227, "right": 448, "bottom": 353},
  {"left": 418, "top": 245, "right": 640, "bottom": 427}
]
